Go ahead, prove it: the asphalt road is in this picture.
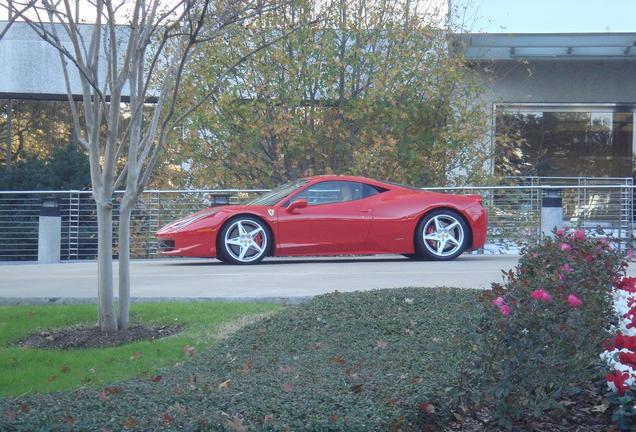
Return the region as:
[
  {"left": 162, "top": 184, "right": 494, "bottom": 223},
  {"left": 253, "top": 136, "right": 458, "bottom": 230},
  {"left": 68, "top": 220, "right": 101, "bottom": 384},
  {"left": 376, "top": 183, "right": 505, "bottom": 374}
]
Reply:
[{"left": 4, "top": 254, "right": 633, "bottom": 303}]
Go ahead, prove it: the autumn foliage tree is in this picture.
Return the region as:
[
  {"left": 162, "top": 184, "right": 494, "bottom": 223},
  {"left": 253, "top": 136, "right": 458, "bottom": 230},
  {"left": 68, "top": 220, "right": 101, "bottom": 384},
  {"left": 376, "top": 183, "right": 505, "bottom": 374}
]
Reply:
[{"left": 163, "top": 0, "right": 489, "bottom": 189}]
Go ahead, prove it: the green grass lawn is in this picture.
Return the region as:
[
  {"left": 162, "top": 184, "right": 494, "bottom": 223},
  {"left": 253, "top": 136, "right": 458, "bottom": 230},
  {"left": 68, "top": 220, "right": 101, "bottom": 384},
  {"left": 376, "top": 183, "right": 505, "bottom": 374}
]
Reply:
[
  {"left": 0, "top": 288, "right": 482, "bottom": 431},
  {"left": 0, "top": 301, "right": 279, "bottom": 396}
]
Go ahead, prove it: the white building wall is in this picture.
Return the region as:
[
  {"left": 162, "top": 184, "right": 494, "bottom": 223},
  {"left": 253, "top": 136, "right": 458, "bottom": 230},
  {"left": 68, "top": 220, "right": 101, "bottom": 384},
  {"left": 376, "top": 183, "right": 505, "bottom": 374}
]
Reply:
[{"left": 0, "top": 21, "right": 128, "bottom": 97}]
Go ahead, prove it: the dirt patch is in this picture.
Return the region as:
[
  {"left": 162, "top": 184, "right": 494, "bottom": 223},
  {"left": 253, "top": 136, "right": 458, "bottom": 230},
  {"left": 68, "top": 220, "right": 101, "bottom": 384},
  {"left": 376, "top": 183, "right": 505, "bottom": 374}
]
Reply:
[
  {"left": 16, "top": 324, "right": 184, "bottom": 349},
  {"left": 211, "top": 311, "right": 276, "bottom": 341}
]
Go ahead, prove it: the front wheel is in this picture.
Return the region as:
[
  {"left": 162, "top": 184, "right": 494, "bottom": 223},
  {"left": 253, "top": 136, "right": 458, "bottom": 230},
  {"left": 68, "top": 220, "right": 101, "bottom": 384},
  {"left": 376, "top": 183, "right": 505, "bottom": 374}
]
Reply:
[
  {"left": 218, "top": 217, "right": 270, "bottom": 265},
  {"left": 414, "top": 210, "right": 469, "bottom": 261},
  {"left": 402, "top": 253, "right": 428, "bottom": 261}
]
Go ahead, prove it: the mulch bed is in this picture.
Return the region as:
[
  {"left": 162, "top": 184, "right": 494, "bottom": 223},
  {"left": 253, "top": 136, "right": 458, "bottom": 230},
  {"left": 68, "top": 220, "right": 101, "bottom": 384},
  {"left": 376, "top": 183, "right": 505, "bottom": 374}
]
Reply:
[{"left": 15, "top": 324, "right": 184, "bottom": 349}]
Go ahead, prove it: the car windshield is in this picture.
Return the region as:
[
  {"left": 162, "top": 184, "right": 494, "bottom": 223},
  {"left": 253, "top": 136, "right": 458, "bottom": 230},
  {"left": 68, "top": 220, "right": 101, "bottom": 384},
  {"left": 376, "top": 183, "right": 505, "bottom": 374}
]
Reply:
[{"left": 246, "top": 179, "right": 308, "bottom": 206}]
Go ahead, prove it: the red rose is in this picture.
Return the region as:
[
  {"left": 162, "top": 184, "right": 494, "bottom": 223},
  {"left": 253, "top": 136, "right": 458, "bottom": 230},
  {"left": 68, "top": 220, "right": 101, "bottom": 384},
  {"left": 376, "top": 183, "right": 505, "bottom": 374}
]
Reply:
[
  {"left": 607, "top": 371, "right": 631, "bottom": 396},
  {"left": 618, "top": 277, "right": 636, "bottom": 292},
  {"left": 615, "top": 333, "right": 636, "bottom": 350},
  {"left": 619, "top": 351, "right": 636, "bottom": 368}
]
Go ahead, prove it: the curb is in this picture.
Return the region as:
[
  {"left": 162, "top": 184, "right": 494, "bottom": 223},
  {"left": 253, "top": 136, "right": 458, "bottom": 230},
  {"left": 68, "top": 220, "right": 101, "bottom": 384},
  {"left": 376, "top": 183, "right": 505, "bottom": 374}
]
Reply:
[{"left": 0, "top": 296, "right": 313, "bottom": 306}]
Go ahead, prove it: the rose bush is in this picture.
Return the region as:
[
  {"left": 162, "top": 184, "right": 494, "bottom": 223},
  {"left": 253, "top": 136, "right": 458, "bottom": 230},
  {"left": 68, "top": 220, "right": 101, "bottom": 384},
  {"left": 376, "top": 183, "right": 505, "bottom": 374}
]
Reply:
[
  {"left": 465, "top": 229, "right": 627, "bottom": 429},
  {"left": 601, "top": 275, "right": 636, "bottom": 429}
]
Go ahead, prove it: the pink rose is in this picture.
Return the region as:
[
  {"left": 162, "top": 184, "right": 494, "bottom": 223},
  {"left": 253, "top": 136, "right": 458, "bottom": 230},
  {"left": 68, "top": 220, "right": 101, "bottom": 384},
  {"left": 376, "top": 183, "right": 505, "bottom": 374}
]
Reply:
[
  {"left": 560, "top": 243, "right": 571, "bottom": 252},
  {"left": 628, "top": 249, "right": 636, "bottom": 260},
  {"left": 531, "top": 289, "right": 552, "bottom": 302},
  {"left": 559, "top": 263, "right": 573, "bottom": 273},
  {"left": 567, "top": 294, "right": 583, "bottom": 308},
  {"left": 492, "top": 296, "right": 505, "bottom": 307},
  {"left": 499, "top": 304, "right": 511, "bottom": 317},
  {"left": 555, "top": 228, "right": 566, "bottom": 236},
  {"left": 573, "top": 229, "right": 585, "bottom": 240},
  {"left": 584, "top": 255, "right": 594, "bottom": 263}
]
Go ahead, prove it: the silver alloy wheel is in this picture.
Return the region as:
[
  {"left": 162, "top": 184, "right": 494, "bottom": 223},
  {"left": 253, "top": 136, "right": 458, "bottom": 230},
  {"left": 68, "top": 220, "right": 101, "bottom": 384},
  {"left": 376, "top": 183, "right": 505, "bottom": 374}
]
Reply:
[
  {"left": 422, "top": 214, "right": 464, "bottom": 258},
  {"left": 223, "top": 219, "right": 268, "bottom": 263}
]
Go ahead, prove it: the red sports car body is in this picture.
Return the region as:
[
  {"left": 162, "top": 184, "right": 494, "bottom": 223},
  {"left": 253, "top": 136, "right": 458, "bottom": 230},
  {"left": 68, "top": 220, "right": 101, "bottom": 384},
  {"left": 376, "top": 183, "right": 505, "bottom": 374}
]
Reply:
[{"left": 156, "top": 175, "right": 487, "bottom": 264}]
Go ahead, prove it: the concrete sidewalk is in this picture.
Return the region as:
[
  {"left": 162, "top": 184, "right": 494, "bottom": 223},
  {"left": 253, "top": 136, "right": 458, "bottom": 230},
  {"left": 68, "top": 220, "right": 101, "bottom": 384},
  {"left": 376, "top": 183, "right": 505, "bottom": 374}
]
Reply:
[{"left": 2, "top": 254, "right": 630, "bottom": 303}]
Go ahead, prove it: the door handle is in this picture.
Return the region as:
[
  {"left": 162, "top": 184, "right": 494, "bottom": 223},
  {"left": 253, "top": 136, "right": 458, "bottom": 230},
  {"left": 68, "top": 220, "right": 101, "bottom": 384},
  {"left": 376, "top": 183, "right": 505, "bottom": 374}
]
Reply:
[{"left": 359, "top": 209, "right": 371, "bottom": 213}]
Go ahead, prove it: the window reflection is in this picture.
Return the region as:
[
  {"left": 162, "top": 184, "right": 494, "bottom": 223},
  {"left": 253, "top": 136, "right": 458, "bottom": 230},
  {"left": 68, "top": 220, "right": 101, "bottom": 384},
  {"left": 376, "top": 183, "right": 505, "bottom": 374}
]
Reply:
[
  {"left": 0, "top": 99, "right": 78, "bottom": 166},
  {"left": 1, "top": 98, "right": 140, "bottom": 168},
  {"left": 495, "top": 107, "right": 634, "bottom": 178}
]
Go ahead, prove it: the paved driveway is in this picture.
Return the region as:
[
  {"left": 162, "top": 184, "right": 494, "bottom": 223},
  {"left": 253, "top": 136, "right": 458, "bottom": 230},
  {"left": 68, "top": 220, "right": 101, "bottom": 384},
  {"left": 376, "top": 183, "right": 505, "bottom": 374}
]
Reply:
[{"left": 3, "top": 254, "right": 631, "bottom": 303}]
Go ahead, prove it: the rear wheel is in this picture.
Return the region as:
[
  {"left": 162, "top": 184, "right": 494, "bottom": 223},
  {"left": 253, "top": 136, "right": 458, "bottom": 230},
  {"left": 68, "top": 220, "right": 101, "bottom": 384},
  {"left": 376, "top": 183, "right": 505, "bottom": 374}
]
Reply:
[
  {"left": 217, "top": 216, "right": 270, "bottom": 265},
  {"left": 414, "top": 210, "right": 469, "bottom": 261}
]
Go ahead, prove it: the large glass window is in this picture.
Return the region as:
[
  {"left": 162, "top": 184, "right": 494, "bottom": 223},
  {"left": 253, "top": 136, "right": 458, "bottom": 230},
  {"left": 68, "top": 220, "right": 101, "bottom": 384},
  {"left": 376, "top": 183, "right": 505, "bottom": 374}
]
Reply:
[
  {"left": 0, "top": 97, "right": 139, "bottom": 168},
  {"left": 495, "top": 106, "right": 634, "bottom": 178},
  {"left": 0, "top": 98, "right": 78, "bottom": 166}
]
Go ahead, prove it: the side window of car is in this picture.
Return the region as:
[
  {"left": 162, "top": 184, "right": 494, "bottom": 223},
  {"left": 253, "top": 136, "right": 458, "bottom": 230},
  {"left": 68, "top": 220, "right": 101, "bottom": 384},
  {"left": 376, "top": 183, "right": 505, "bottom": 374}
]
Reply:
[
  {"left": 293, "top": 181, "right": 366, "bottom": 206},
  {"left": 362, "top": 183, "right": 386, "bottom": 198}
]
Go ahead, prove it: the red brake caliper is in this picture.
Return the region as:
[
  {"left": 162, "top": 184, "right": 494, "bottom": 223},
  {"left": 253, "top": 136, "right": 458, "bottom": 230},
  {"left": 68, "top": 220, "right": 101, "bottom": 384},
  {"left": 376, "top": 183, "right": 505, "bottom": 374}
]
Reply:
[{"left": 426, "top": 226, "right": 435, "bottom": 248}]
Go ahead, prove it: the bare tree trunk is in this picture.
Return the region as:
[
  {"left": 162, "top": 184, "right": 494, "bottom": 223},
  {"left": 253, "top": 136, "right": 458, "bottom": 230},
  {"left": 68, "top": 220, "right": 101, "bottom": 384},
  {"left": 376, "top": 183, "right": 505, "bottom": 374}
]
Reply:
[
  {"left": 117, "top": 203, "right": 132, "bottom": 329},
  {"left": 96, "top": 201, "right": 117, "bottom": 331}
]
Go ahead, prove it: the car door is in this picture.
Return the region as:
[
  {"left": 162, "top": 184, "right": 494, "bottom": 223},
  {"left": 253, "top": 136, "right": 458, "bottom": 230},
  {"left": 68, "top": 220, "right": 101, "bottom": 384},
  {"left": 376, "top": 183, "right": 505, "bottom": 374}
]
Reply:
[{"left": 276, "top": 181, "right": 376, "bottom": 255}]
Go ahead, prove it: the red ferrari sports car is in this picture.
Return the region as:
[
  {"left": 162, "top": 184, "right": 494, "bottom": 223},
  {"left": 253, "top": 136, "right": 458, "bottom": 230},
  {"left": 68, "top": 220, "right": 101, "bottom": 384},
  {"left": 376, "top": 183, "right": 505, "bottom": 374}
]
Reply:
[{"left": 156, "top": 175, "right": 487, "bottom": 264}]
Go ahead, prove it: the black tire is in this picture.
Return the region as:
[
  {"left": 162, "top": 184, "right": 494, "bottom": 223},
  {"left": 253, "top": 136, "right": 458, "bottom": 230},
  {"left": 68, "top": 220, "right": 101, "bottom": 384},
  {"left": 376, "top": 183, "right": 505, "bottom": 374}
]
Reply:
[
  {"left": 402, "top": 253, "right": 428, "bottom": 261},
  {"left": 216, "top": 254, "right": 228, "bottom": 263},
  {"left": 217, "top": 216, "right": 271, "bottom": 265},
  {"left": 414, "top": 209, "right": 469, "bottom": 261}
]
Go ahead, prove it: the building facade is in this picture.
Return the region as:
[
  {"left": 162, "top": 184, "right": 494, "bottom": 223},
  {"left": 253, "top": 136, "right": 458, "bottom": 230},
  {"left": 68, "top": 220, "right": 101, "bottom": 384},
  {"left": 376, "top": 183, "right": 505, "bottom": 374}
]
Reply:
[
  {"left": 0, "top": 21, "right": 125, "bottom": 168},
  {"left": 3, "top": 24, "right": 636, "bottom": 182},
  {"left": 460, "top": 33, "right": 636, "bottom": 180}
]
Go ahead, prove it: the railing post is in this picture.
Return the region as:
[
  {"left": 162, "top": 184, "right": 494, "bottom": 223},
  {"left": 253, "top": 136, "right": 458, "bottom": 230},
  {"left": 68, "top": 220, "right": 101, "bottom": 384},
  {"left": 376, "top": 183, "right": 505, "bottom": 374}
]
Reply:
[
  {"left": 67, "top": 191, "right": 80, "bottom": 260},
  {"left": 541, "top": 188, "right": 563, "bottom": 237},
  {"left": 619, "top": 185, "right": 633, "bottom": 250},
  {"left": 149, "top": 191, "right": 160, "bottom": 256},
  {"left": 38, "top": 197, "right": 61, "bottom": 264}
]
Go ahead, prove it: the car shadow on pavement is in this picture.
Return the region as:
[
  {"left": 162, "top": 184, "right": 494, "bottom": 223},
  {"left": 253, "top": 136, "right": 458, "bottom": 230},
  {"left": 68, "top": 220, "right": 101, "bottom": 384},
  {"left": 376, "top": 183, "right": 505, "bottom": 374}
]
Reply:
[
  {"left": 163, "top": 257, "right": 410, "bottom": 266},
  {"left": 160, "top": 255, "right": 498, "bottom": 266}
]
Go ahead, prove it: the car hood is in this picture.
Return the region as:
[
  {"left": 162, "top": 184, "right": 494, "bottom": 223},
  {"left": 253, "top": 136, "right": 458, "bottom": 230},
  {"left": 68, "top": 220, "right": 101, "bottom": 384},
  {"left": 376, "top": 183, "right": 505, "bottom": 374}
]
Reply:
[
  {"left": 158, "top": 204, "right": 270, "bottom": 233},
  {"left": 157, "top": 206, "right": 224, "bottom": 233}
]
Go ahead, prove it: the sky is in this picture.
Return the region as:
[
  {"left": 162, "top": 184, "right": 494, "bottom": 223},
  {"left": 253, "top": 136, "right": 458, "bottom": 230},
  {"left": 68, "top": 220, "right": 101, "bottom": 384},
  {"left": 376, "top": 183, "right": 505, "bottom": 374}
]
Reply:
[{"left": 462, "top": 0, "right": 636, "bottom": 33}]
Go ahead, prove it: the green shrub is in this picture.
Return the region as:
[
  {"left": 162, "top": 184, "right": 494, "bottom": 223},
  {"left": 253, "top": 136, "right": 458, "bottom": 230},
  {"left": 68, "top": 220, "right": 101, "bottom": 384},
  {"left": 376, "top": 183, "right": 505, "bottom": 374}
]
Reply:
[{"left": 466, "top": 229, "right": 627, "bottom": 428}]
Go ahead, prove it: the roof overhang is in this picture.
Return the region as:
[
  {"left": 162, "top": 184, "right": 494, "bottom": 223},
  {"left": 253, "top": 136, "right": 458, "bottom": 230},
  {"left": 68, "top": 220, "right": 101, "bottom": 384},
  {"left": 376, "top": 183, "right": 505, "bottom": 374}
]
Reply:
[{"left": 455, "top": 32, "right": 636, "bottom": 61}]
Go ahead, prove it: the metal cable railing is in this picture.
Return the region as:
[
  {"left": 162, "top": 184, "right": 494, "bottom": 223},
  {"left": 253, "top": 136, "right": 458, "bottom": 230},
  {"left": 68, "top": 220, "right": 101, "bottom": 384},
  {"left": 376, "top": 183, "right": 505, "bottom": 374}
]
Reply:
[{"left": 0, "top": 178, "right": 633, "bottom": 261}]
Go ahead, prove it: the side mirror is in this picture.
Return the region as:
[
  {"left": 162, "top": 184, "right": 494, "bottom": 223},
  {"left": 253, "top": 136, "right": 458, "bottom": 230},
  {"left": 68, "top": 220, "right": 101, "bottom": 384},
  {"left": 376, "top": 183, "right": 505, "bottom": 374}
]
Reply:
[{"left": 287, "top": 199, "right": 308, "bottom": 213}]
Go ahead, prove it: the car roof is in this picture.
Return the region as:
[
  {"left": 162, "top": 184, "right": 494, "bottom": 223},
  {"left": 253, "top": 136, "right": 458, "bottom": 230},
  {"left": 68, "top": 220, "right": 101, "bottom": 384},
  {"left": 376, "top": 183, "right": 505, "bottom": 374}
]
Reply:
[{"left": 302, "top": 175, "right": 397, "bottom": 189}]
